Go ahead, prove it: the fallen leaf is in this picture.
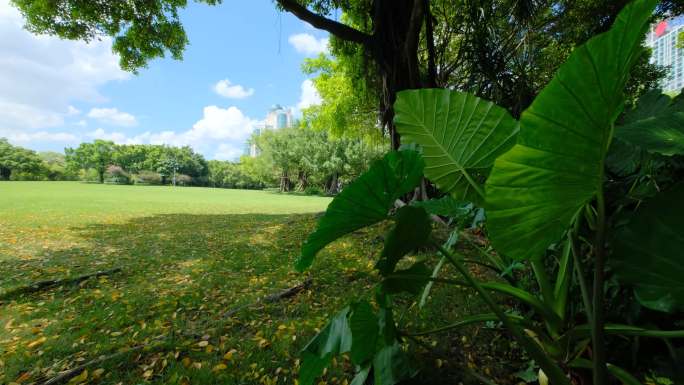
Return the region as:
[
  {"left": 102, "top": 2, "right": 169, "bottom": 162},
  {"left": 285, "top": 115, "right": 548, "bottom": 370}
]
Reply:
[{"left": 27, "top": 336, "right": 47, "bottom": 349}]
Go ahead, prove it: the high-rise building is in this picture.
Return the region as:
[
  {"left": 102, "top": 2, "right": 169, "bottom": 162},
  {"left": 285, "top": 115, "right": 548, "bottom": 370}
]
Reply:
[
  {"left": 647, "top": 16, "right": 684, "bottom": 92},
  {"left": 248, "top": 127, "right": 262, "bottom": 157},
  {"left": 247, "top": 105, "right": 293, "bottom": 158},
  {"left": 264, "top": 105, "right": 293, "bottom": 130}
]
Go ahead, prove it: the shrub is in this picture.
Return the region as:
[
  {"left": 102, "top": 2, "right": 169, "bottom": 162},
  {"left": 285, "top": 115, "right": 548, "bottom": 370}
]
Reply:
[
  {"left": 105, "top": 165, "right": 131, "bottom": 184},
  {"left": 304, "top": 186, "right": 323, "bottom": 196},
  {"left": 133, "top": 170, "right": 162, "bottom": 185},
  {"left": 175, "top": 174, "right": 192, "bottom": 186}
]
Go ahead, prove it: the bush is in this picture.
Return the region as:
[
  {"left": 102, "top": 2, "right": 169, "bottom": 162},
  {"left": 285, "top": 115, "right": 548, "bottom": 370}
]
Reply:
[
  {"left": 105, "top": 165, "right": 131, "bottom": 184},
  {"left": 133, "top": 170, "right": 162, "bottom": 185},
  {"left": 175, "top": 174, "right": 192, "bottom": 186},
  {"left": 304, "top": 186, "right": 324, "bottom": 196},
  {"left": 81, "top": 169, "right": 100, "bottom": 182}
]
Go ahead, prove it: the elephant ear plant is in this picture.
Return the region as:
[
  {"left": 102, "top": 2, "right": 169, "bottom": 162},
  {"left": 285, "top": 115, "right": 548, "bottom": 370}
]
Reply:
[{"left": 295, "top": 1, "right": 684, "bottom": 384}]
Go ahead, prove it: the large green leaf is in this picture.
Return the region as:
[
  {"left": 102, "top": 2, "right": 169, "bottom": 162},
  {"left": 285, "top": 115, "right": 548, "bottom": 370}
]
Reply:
[
  {"left": 485, "top": 0, "right": 657, "bottom": 260},
  {"left": 382, "top": 262, "right": 432, "bottom": 295},
  {"left": 349, "top": 301, "right": 379, "bottom": 365},
  {"left": 612, "top": 183, "right": 684, "bottom": 313},
  {"left": 296, "top": 150, "right": 424, "bottom": 271},
  {"left": 373, "top": 342, "right": 415, "bottom": 385},
  {"left": 394, "top": 88, "right": 519, "bottom": 203},
  {"left": 606, "top": 137, "right": 644, "bottom": 176},
  {"left": 376, "top": 206, "right": 432, "bottom": 275},
  {"left": 615, "top": 90, "right": 684, "bottom": 155},
  {"left": 299, "top": 307, "right": 352, "bottom": 385},
  {"left": 411, "top": 195, "right": 474, "bottom": 219}
]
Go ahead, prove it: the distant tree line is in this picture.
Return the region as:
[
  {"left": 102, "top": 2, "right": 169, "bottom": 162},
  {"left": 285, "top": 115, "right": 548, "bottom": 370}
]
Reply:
[
  {"left": 0, "top": 138, "right": 77, "bottom": 181},
  {"left": 64, "top": 140, "right": 209, "bottom": 185},
  {"left": 210, "top": 124, "right": 385, "bottom": 195},
  {"left": 1, "top": 129, "right": 383, "bottom": 195}
]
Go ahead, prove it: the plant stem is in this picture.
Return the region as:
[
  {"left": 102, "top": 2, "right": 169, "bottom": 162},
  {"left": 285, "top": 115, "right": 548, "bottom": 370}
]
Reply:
[
  {"left": 436, "top": 244, "right": 570, "bottom": 385},
  {"left": 592, "top": 186, "right": 608, "bottom": 385},
  {"left": 570, "top": 222, "right": 593, "bottom": 323},
  {"left": 531, "top": 258, "right": 555, "bottom": 306}
]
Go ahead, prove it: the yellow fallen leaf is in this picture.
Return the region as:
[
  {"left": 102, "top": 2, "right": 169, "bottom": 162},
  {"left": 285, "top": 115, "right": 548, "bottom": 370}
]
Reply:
[
  {"left": 142, "top": 369, "right": 153, "bottom": 378},
  {"left": 212, "top": 363, "right": 227, "bottom": 372},
  {"left": 197, "top": 340, "right": 209, "bottom": 347},
  {"left": 223, "top": 349, "right": 237, "bottom": 361},
  {"left": 27, "top": 336, "right": 47, "bottom": 349},
  {"left": 181, "top": 357, "right": 191, "bottom": 368},
  {"left": 92, "top": 368, "right": 105, "bottom": 379}
]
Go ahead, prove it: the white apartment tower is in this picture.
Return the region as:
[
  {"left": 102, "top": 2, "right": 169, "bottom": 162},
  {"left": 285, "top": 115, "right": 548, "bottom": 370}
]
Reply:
[
  {"left": 647, "top": 16, "right": 684, "bottom": 93},
  {"left": 247, "top": 105, "right": 293, "bottom": 158}
]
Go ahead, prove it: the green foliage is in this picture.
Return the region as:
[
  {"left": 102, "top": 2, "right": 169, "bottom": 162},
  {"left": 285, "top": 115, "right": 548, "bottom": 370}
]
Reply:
[
  {"left": 10, "top": 0, "right": 221, "bottom": 71},
  {"left": 66, "top": 140, "right": 117, "bottom": 184},
  {"left": 394, "top": 89, "right": 519, "bottom": 203},
  {"left": 247, "top": 124, "right": 383, "bottom": 194},
  {"left": 485, "top": 0, "right": 655, "bottom": 261},
  {"left": 65, "top": 142, "right": 209, "bottom": 185},
  {"left": 376, "top": 206, "right": 431, "bottom": 275},
  {"left": 207, "top": 160, "right": 264, "bottom": 189},
  {"left": 296, "top": 150, "right": 424, "bottom": 271},
  {"left": 299, "top": 300, "right": 414, "bottom": 385},
  {"left": 616, "top": 89, "right": 684, "bottom": 156},
  {"left": 0, "top": 138, "right": 45, "bottom": 180},
  {"left": 411, "top": 195, "right": 473, "bottom": 219},
  {"left": 298, "top": 2, "right": 684, "bottom": 385},
  {"left": 612, "top": 183, "right": 684, "bottom": 313},
  {"left": 302, "top": 54, "right": 379, "bottom": 139}
]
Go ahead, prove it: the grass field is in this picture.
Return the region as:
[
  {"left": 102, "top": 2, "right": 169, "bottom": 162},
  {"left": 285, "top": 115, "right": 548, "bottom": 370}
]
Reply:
[{"left": 0, "top": 182, "right": 508, "bottom": 385}]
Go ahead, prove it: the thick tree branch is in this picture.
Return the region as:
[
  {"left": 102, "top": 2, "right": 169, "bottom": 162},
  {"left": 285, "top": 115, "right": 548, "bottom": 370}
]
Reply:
[
  {"left": 276, "top": 0, "right": 371, "bottom": 45},
  {"left": 405, "top": 0, "right": 425, "bottom": 87},
  {"left": 424, "top": 0, "right": 437, "bottom": 87}
]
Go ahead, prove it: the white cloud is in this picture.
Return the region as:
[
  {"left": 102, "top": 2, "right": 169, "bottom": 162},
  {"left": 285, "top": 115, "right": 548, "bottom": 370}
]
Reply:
[
  {"left": 87, "top": 128, "right": 134, "bottom": 144},
  {"left": 188, "top": 106, "right": 256, "bottom": 141},
  {"left": 297, "top": 79, "right": 322, "bottom": 111},
  {"left": 3, "top": 130, "right": 79, "bottom": 144},
  {"left": 288, "top": 33, "right": 329, "bottom": 55},
  {"left": 66, "top": 105, "right": 81, "bottom": 116},
  {"left": 213, "top": 79, "right": 255, "bottom": 99},
  {"left": 214, "top": 143, "right": 244, "bottom": 161},
  {"left": 87, "top": 108, "right": 138, "bottom": 127},
  {"left": 0, "top": 0, "right": 128, "bottom": 130},
  {"left": 0, "top": 101, "right": 64, "bottom": 129}
]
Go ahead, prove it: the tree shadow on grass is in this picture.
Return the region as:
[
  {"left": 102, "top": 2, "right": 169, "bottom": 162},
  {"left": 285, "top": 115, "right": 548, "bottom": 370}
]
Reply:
[{"left": 0, "top": 212, "right": 378, "bottom": 385}]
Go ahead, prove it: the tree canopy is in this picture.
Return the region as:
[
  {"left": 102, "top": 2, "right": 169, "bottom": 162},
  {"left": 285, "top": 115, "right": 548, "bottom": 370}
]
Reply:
[{"left": 0, "top": 138, "right": 44, "bottom": 180}]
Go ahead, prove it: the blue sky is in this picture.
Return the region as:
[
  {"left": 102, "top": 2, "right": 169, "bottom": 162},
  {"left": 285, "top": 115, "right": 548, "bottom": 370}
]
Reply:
[{"left": 0, "top": 0, "right": 327, "bottom": 160}]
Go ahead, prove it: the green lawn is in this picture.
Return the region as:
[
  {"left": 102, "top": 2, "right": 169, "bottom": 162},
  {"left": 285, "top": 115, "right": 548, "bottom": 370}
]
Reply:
[
  {"left": 0, "top": 182, "right": 371, "bottom": 385},
  {"left": 0, "top": 182, "right": 505, "bottom": 385}
]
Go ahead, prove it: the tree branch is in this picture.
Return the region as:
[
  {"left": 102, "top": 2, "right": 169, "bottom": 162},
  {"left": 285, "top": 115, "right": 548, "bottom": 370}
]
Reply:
[{"left": 276, "top": 0, "right": 371, "bottom": 45}]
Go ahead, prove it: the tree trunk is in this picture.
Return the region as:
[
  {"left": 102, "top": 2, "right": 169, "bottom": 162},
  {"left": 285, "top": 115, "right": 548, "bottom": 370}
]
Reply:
[
  {"left": 297, "top": 170, "right": 308, "bottom": 191},
  {"left": 280, "top": 170, "right": 291, "bottom": 192},
  {"left": 325, "top": 172, "right": 339, "bottom": 195},
  {"left": 371, "top": 0, "right": 425, "bottom": 150},
  {"left": 277, "top": 0, "right": 426, "bottom": 150},
  {"left": 0, "top": 167, "right": 11, "bottom": 180},
  {"left": 98, "top": 170, "right": 105, "bottom": 184}
]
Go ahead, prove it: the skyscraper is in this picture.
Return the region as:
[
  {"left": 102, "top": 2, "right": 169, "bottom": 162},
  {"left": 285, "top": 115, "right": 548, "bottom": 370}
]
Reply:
[
  {"left": 247, "top": 105, "right": 293, "bottom": 158},
  {"left": 647, "top": 16, "right": 684, "bottom": 93},
  {"left": 264, "top": 105, "right": 293, "bottom": 130}
]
